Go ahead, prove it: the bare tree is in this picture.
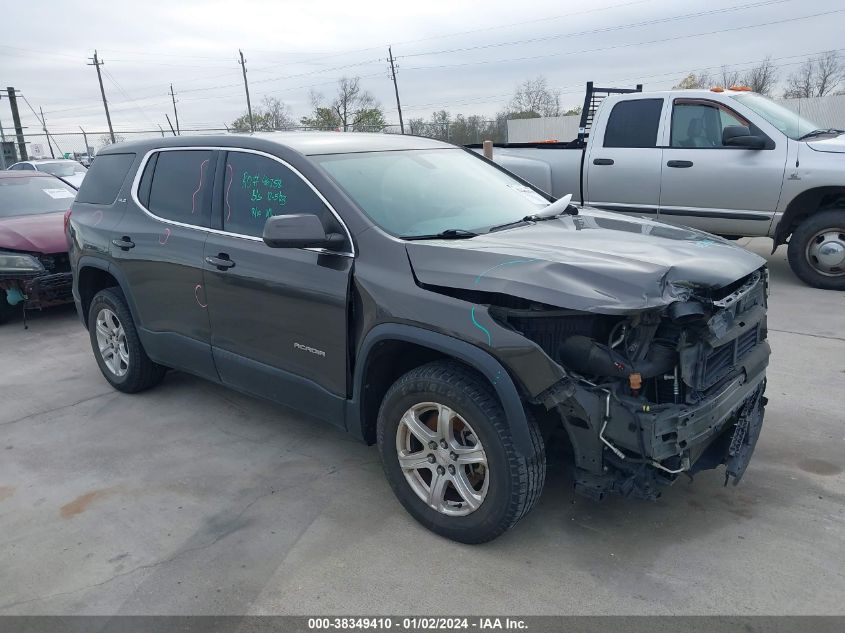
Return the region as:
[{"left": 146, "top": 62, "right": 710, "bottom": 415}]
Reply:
[
  {"left": 260, "top": 96, "right": 294, "bottom": 130},
  {"left": 785, "top": 51, "right": 843, "bottom": 98},
  {"left": 741, "top": 56, "right": 777, "bottom": 96},
  {"left": 98, "top": 133, "right": 126, "bottom": 147},
  {"left": 509, "top": 76, "right": 561, "bottom": 117},
  {"left": 814, "top": 50, "right": 843, "bottom": 97},
  {"left": 718, "top": 65, "right": 742, "bottom": 89}
]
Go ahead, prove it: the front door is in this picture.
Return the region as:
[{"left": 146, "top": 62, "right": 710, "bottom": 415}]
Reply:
[
  {"left": 202, "top": 149, "right": 353, "bottom": 424},
  {"left": 659, "top": 99, "right": 788, "bottom": 236},
  {"left": 113, "top": 148, "right": 217, "bottom": 380},
  {"left": 585, "top": 97, "right": 666, "bottom": 218}
]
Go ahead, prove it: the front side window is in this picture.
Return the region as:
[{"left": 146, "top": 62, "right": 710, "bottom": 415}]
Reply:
[
  {"left": 313, "top": 148, "right": 550, "bottom": 238},
  {"left": 222, "top": 151, "right": 334, "bottom": 238},
  {"left": 670, "top": 102, "right": 747, "bottom": 148},
  {"left": 146, "top": 150, "right": 214, "bottom": 225},
  {"left": 603, "top": 99, "right": 664, "bottom": 148}
]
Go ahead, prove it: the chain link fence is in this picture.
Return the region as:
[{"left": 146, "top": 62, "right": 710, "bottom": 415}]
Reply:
[{"left": 2, "top": 120, "right": 505, "bottom": 167}]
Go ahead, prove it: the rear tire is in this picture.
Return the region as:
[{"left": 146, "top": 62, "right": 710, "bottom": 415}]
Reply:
[
  {"left": 787, "top": 210, "right": 845, "bottom": 290},
  {"left": 88, "top": 287, "right": 166, "bottom": 393},
  {"left": 377, "top": 361, "right": 545, "bottom": 544}
]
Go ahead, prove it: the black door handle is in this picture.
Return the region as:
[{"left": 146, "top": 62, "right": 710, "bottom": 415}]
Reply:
[
  {"left": 111, "top": 236, "right": 135, "bottom": 251},
  {"left": 205, "top": 254, "right": 235, "bottom": 270},
  {"left": 667, "top": 160, "right": 694, "bottom": 168},
  {"left": 593, "top": 158, "right": 614, "bottom": 165}
]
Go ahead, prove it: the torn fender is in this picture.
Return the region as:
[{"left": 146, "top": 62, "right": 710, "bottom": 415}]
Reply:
[{"left": 406, "top": 208, "right": 766, "bottom": 314}]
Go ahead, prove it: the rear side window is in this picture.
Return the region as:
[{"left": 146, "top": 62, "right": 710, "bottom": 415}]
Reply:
[
  {"left": 603, "top": 99, "right": 664, "bottom": 148},
  {"left": 75, "top": 153, "right": 135, "bottom": 204},
  {"left": 222, "top": 151, "right": 335, "bottom": 238},
  {"left": 147, "top": 150, "right": 214, "bottom": 226}
]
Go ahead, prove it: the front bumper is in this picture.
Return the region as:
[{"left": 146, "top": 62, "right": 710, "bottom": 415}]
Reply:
[
  {"left": 1, "top": 272, "right": 73, "bottom": 311},
  {"left": 570, "top": 353, "right": 768, "bottom": 501}
]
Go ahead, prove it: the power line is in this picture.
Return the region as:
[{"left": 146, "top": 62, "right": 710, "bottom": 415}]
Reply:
[
  {"left": 401, "top": 8, "right": 845, "bottom": 72},
  {"left": 399, "top": 0, "right": 795, "bottom": 59}
]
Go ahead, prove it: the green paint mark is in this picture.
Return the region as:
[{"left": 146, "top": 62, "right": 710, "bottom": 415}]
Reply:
[{"left": 470, "top": 306, "right": 491, "bottom": 346}]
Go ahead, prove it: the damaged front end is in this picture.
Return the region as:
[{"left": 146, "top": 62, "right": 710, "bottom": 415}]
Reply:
[
  {"left": 497, "top": 268, "right": 770, "bottom": 500},
  {"left": 0, "top": 250, "right": 74, "bottom": 318}
]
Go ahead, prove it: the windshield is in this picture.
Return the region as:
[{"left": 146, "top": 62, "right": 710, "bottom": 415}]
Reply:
[
  {"left": 36, "top": 161, "right": 87, "bottom": 177},
  {"left": 731, "top": 93, "right": 824, "bottom": 140},
  {"left": 0, "top": 177, "right": 76, "bottom": 217},
  {"left": 313, "top": 148, "right": 549, "bottom": 237}
]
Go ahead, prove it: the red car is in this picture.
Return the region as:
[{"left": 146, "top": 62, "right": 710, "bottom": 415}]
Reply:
[{"left": 0, "top": 171, "right": 77, "bottom": 323}]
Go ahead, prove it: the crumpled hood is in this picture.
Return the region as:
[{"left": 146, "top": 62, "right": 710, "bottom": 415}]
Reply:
[
  {"left": 807, "top": 135, "right": 845, "bottom": 153},
  {"left": 0, "top": 212, "right": 68, "bottom": 254},
  {"left": 406, "top": 208, "right": 766, "bottom": 313}
]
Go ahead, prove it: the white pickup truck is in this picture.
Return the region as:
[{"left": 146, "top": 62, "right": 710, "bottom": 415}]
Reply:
[{"left": 477, "top": 86, "right": 845, "bottom": 290}]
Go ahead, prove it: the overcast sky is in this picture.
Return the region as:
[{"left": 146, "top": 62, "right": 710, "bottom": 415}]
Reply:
[{"left": 1, "top": 0, "right": 842, "bottom": 140}]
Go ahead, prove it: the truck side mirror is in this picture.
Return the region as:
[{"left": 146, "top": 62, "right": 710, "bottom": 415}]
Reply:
[
  {"left": 262, "top": 213, "right": 344, "bottom": 250},
  {"left": 722, "top": 126, "right": 766, "bottom": 150}
]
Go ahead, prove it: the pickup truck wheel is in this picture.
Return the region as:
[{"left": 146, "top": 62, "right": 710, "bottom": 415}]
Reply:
[
  {"left": 787, "top": 210, "right": 845, "bottom": 290},
  {"left": 88, "top": 288, "right": 166, "bottom": 393},
  {"left": 377, "top": 361, "right": 545, "bottom": 544}
]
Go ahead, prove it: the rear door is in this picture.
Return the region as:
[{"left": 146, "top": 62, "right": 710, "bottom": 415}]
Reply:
[
  {"left": 658, "top": 98, "right": 787, "bottom": 236},
  {"left": 115, "top": 148, "right": 217, "bottom": 380},
  {"left": 202, "top": 149, "right": 353, "bottom": 422},
  {"left": 584, "top": 97, "right": 666, "bottom": 217}
]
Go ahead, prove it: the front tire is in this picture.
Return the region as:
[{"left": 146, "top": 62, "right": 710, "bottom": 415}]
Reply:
[
  {"left": 377, "top": 361, "right": 545, "bottom": 544},
  {"left": 88, "top": 288, "right": 166, "bottom": 393},
  {"left": 787, "top": 210, "right": 845, "bottom": 290}
]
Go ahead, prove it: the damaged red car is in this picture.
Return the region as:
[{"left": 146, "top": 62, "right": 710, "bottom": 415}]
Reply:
[{"left": 0, "top": 171, "right": 77, "bottom": 323}]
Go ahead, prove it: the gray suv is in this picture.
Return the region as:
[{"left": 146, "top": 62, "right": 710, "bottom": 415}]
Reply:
[{"left": 68, "top": 133, "right": 770, "bottom": 543}]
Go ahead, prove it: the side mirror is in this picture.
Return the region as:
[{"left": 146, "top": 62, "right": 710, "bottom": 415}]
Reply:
[
  {"left": 722, "top": 125, "right": 766, "bottom": 149},
  {"left": 262, "top": 213, "right": 345, "bottom": 249}
]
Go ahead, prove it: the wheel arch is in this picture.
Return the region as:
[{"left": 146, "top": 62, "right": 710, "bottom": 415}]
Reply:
[
  {"left": 76, "top": 257, "right": 140, "bottom": 328},
  {"left": 348, "top": 323, "right": 538, "bottom": 459},
  {"left": 774, "top": 186, "right": 845, "bottom": 246}
]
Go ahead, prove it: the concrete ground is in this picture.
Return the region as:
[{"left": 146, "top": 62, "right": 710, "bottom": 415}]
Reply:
[{"left": 0, "top": 238, "right": 843, "bottom": 615}]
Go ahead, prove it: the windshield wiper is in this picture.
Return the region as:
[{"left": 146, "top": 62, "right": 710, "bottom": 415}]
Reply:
[
  {"left": 798, "top": 128, "right": 843, "bottom": 140},
  {"left": 488, "top": 193, "right": 577, "bottom": 233},
  {"left": 401, "top": 228, "right": 479, "bottom": 240}
]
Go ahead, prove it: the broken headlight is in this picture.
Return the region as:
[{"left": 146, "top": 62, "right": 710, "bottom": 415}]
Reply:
[{"left": 0, "top": 252, "right": 45, "bottom": 274}]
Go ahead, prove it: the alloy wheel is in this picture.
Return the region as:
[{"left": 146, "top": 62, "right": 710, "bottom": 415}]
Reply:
[
  {"left": 395, "top": 402, "right": 489, "bottom": 516},
  {"left": 95, "top": 308, "right": 129, "bottom": 377}
]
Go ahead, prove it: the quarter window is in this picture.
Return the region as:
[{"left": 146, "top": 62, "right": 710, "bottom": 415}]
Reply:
[
  {"left": 222, "top": 151, "right": 335, "bottom": 238},
  {"left": 147, "top": 150, "right": 214, "bottom": 225},
  {"left": 603, "top": 99, "right": 663, "bottom": 148},
  {"left": 75, "top": 153, "right": 135, "bottom": 205}
]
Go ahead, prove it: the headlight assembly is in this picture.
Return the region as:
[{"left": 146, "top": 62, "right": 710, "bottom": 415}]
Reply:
[{"left": 0, "top": 252, "right": 45, "bottom": 273}]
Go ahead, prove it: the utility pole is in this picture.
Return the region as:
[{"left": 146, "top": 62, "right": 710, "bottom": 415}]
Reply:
[
  {"left": 238, "top": 49, "right": 254, "bottom": 133},
  {"left": 39, "top": 106, "right": 55, "bottom": 158},
  {"left": 88, "top": 51, "right": 115, "bottom": 143},
  {"left": 0, "top": 92, "right": 7, "bottom": 169},
  {"left": 387, "top": 46, "right": 404, "bottom": 135},
  {"left": 79, "top": 127, "right": 90, "bottom": 159},
  {"left": 165, "top": 114, "right": 177, "bottom": 136},
  {"left": 169, "top": 84, "right": 180, "bottom": 135},
  {"left": 6, "top": 87, "right": 28, "bottom": 161}
]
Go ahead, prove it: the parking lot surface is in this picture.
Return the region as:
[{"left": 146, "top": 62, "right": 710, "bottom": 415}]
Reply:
[{"left": 0, "top": 238, "right": 843, "bottom": 615}]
